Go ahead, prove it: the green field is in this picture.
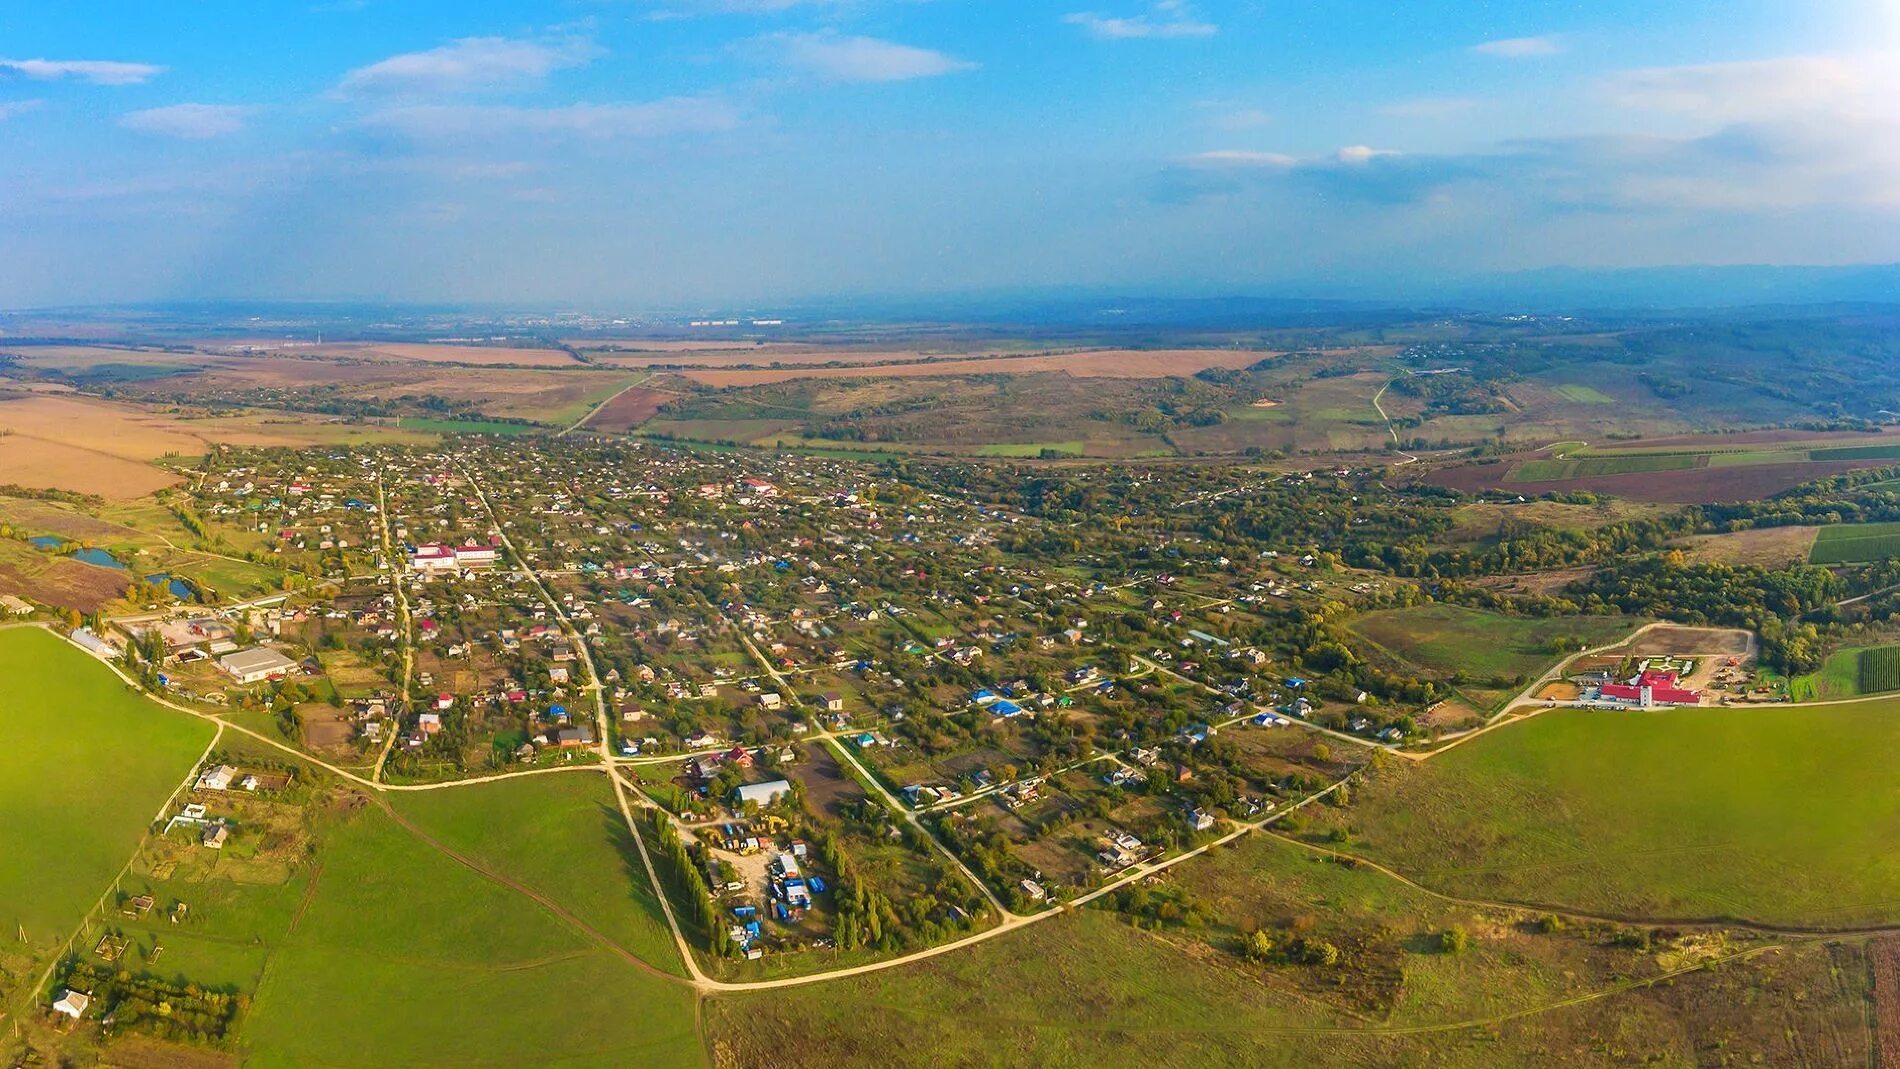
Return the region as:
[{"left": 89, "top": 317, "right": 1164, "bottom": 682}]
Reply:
[
  {"left": 1550, "top": 384, "right": 1614, "bottom": 404},
  {"left": 1809, "top": 521, "right": 1900, "bottom": 564},
  {"left": 394, "top": 417, "right": 547, "bottom": 436},
  {"left": 1314, "top": 703, "right": 1900, "bottom": 927},
  {"left": 0, "top": 627, "right": 214, "bottom": 951},
  {"left": 1349, "top": 605, "right": 1640, "bottom": 683},
  {"left": 243, "top": 797, "right": 702, "bottom": 1068},
  {"left": 390, "top": 771, "right": 686, "bottom": 976},
  {"left": 973, "top": 441, "right": 1085, "bottom": 457},
  {"left": 1511, "top": 453, "right": 1699, "bottom": 481}
]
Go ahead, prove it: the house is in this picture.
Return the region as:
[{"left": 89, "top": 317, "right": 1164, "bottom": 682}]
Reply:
[
  {"left": 1599, "top": 669, "right": 1702, "bottom": 707},
  {"left": 202, "top": 823, "right": 230, "bottom": 849},
  {"left": 819, "top": 692, "right": 845, "bottom": 713},
  {"left": 52, "top": 988, "right": 91, "bottom": 1020},
  {"left": 733, "top": 779, "right": 793, "bottom": 807},
  {"left": 0, "top": 594, "right": 31, "bottom": 615},
  {"left": 1187, "top": 807, "right": 1217, "bottom": 832},
  {"left": 550, "top": 726, "right": 594, "bottom": 748},
  {"left": 217, "top": 646, "right": 299, "bottom": 684},
  {"left": 409, "top": 543, "right": 459, "bottom": 574},
  {"left": 757, "top": 692, "right": 783, "bottom": 710},
  {"left": 197, "top": 764, "right": 238, "bottom": 791}
]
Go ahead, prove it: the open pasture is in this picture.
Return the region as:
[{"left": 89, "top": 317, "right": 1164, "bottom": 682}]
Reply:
[
  {"left": 1315, "top": 701, "right": 1900, "bottom": 927},
  {"left": 0, "top": 628, "right": 213, "bottom": 954},
  {"left": 243, "top": 799, "right": 703, "bottom": 1068}
]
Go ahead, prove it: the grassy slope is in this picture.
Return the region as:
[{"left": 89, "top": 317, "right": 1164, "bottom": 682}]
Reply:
[
  {"left": 243, "top": 802, "right": 703, "bottom": 1069},
  {"left": 1317, "top": 704, "right": 1900, "bottom": 927},
  {"left": 0, "top": 626, "right": 213, "bottom": 944},
  {"left": 708, "top": 893, "right": 1866, "bottom": 1069}
]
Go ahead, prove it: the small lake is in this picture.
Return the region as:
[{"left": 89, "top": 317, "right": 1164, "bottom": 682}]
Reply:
[
  {"left": 29, "top": 536, "right": 127, "bottom": 569},
  {"left": 146, "top": 573, "right": 195, "bottom": 599},
  {"left": 71, "top": 548, "right": 126, "bottom": 570}
]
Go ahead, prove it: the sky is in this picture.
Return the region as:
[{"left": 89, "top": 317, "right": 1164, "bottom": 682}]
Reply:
[{"left": 1, "top": 0, "right": 1897, "bottom": 309}]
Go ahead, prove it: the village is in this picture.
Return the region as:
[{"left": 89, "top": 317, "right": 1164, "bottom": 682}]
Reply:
[{"left": 26, "top": 438, "right": 1420, "bottom": 969}]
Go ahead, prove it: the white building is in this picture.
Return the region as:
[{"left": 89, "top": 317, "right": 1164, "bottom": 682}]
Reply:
[{"left": 218, "top": 647, "right": 299, "bottom": 684}]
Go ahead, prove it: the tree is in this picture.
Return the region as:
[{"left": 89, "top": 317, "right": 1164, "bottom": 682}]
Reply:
[
  {"left": 1438, "top": 925, "right": 1470, "bottom": 955},
  {"left": 1245, "top": 929, "right": 1275, "bottom": 963}
]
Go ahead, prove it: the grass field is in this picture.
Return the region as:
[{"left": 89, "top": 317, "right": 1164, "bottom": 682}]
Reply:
[
  {"left": 1550, "top": 384, "right": 1615, "bottom": 404},
  {"left": 389, "top": 771, "right": 686, "bottom": 976},
  {"left": 243, "top": 797, "right": 703, "bottom": 1068},
  {"left": 708, "top": 875, "right": 1868, "bottom": 1068},
  {"left": 1313, "top": 702, "right": 1900, "bottom": 927},
  {"left": 1810, "top": 522, "right": 1900, "bottom": 564},
  {"left": 973, "top": 441, "right": 1085, "bottom": 457},
  {"left": 1511, "top": 453, "right": 1700, "bottom": 481},
  {"left": 1349, "top": 605, "right": 1640, "bottom": 683},
  {"left": 0, "top": 627, "right": 213, "bottom": 981},
  {"left": 1790, "top": 646, "right": 1866, "bottom": 701}
]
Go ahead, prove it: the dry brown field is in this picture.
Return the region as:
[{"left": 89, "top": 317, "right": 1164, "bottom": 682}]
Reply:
[
  {"left": 581, "top": 386, "right": 679, "bottom": 432},
  {"left": 1675, "top": 525, "right": 1822, "bottom": 567},
  {"left": 216, "top": 341, "right": 578, "bottom": 367},
  {"left": 682, "top": 348, "right": 1276, "bottom": 386}
]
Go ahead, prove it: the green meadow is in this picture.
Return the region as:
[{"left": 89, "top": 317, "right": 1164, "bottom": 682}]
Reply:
[
  {"left": 0, "top": 627, "right": 213, "bottom": 950},
  {"left": 1317, "top": 702, "right": 1900, "bottom": 927},
  {"left": 243, "top": 798, "right": 703, "bottom": 1068}
]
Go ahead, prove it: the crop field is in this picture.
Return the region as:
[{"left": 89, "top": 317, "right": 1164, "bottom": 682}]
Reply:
[
  {"left": 0, "top": 628, "right": 213, "bottom": 963},
  {"left": 245, "top": 342, "right": 581, "bottom": 367},
  {"left": 1511, "top": 453, "right": 1701, "bottom": 481},
  {"left": 1550, "top": 383, "right": 1615, "bottom": 404},
  {"left": 1349, "top": 605, "right": 1640, "bottom": 683},
  {"left": 1810, "top": 522, "right": 1900, "bottom": 564},
  {"left": 581, "top": 385, "right": 680, "bottom": 431},
  {"left": 680, "top": 348, "right": 1275, "bottom": 386},
  {"left": 1310, "top": 702, "right": 1900, "bottom": 927}
]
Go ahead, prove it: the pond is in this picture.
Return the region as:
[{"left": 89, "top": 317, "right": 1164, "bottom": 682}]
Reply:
[
  {"left": 70, "top": 548, "right": 126, "bottom": 570},
  {"left": 27, "top": 536, "right": 125, "bottom": 569},
  {"left": 146, "top": 573, "right": 195, "bottom": 600}
]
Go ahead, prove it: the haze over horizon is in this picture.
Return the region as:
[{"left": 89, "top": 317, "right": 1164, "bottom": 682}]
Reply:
[{"left": 3, "top": 0, "right": 1897, "bottom": 309}]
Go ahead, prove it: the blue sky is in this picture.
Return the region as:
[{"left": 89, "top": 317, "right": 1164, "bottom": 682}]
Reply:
[{"left": 1, "top": 0, "right": 1895, "bottom": 307}]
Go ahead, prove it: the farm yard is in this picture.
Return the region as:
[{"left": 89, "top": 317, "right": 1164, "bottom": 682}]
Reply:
[{"left": 1349, "top": 605, "right": 1641, "bottom": 709}]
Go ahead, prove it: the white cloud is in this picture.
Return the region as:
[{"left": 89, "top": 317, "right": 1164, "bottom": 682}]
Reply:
[
  {"left": 1603, "top": 53, "right": 1897, "bottom": 124},
  {"left": 0, "top": 99, "right": 44, "bottom": 120},
  {"left": 1335, "top": 145, "right": 1401, "bottom": 164},
  {"left": 0, "top": 58, "right": 164, "bottom": 85},
  {"left": 771, "top": 33, "right": 975, "bottom": 83},
  {"left": 120, "top": 103, "right": 254, "bottom": 139},
  {"left": 337, "top": 36, "right": 600, "bottom": 95},
  {"left": 361, "top": 97, "right": 743, "bottom": 140},
  {"left": 1185, "top": 150, "right": 1296, "bottom": 168},
  {"left": 1472, "top": 35, "right": 1562, "bottom": 58},
  {"left": 1065, "top": 1, "right": 1215, "bottom": 39}
]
